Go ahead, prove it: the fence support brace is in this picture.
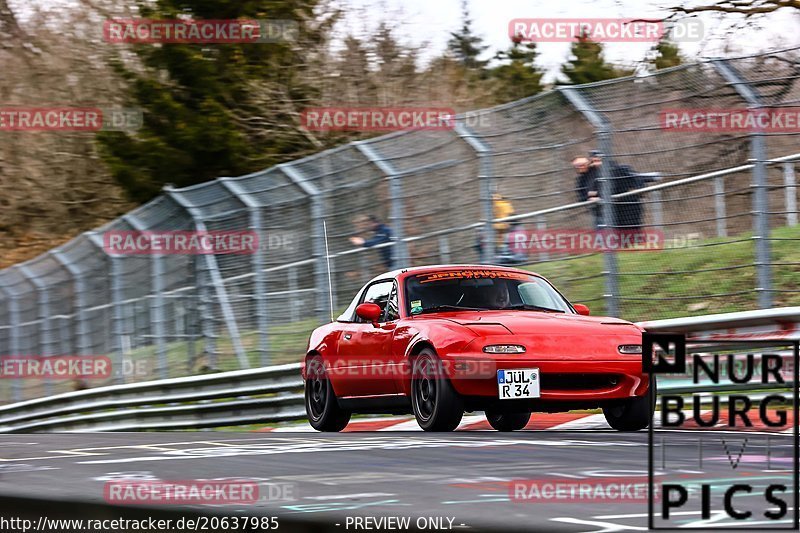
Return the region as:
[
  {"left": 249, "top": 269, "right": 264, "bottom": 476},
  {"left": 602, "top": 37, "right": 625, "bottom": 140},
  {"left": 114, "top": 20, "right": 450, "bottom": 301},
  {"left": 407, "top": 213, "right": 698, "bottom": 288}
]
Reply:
[
  {"left": 164, "top": 189, "right": 250, "bottom": 371},
  {"left": 279, "top": 164, "right": 330, "bottom": 325},
  {"left": 220, "top": 177, "right": 270, "bottom": 366}
]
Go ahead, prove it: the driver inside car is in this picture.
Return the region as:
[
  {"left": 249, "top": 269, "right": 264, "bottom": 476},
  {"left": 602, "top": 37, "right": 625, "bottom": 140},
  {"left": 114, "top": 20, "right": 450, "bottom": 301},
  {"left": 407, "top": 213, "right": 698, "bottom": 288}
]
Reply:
[{"left": 485, "top": 281, "right": 511, "bottom": 309}]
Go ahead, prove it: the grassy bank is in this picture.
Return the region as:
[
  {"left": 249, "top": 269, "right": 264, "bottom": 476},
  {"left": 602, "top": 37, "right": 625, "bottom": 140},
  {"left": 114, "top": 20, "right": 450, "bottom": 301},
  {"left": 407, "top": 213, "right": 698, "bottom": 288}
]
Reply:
[{"left": 533, "top": 224, "right": 800, "bottom": 321}]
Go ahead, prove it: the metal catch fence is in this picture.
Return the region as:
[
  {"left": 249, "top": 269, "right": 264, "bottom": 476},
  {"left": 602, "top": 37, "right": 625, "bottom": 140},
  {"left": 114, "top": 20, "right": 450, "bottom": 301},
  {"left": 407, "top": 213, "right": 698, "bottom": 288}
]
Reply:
[{"left": 0, "top": 46, "right": 798, "bottom": 403}]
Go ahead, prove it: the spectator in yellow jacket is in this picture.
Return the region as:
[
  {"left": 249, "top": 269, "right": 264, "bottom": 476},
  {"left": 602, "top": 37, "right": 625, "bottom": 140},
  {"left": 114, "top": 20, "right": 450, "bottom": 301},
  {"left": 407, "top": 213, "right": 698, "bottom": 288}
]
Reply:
[{"left": 493, "top": 193, "right": 515, "bottom": 244}]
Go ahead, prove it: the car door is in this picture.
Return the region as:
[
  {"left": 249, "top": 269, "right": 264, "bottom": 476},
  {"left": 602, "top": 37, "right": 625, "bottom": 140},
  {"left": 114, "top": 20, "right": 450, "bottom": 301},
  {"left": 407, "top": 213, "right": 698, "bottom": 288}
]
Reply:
[{"left": 335, "top": 280, "right": 398, "bottom": 397}]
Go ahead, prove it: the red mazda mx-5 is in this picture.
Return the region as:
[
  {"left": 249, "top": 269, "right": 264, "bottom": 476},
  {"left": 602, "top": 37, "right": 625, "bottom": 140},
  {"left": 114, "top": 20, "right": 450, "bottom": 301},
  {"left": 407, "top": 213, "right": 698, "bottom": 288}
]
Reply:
[{"left": 302, "top": 265, "right": 653, "bottom": 432}]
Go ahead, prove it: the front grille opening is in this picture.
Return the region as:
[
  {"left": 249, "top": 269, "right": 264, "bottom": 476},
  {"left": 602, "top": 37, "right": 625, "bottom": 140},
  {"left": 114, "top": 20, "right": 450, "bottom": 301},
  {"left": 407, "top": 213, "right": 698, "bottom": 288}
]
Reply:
[{"left": 541, "top": 373, "right": 621, "bottom": 391}]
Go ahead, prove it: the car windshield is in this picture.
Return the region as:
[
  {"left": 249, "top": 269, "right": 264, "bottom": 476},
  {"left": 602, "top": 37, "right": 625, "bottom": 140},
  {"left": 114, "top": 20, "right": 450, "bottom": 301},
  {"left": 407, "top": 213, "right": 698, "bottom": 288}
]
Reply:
[{"left": 404, "top": 270, "right": 572, "bottom": 315}]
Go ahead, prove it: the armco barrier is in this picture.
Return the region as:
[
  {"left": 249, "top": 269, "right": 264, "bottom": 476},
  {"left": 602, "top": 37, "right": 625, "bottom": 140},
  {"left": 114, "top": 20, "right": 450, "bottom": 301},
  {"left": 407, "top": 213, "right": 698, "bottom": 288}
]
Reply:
[
  {"left": 0, "top": 307, "right": 797, "bottom": 433},
  {"left": 0, "top": 363, "right": 304, "bottom": 432}
]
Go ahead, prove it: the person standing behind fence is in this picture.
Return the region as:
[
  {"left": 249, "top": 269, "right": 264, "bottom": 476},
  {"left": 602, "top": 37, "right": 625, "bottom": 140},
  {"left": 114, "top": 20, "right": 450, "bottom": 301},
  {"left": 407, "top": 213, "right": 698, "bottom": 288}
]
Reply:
[
  {"left": 588, "top": 151, "right": 645, "bottom": 232},
  {"left": 474, "top": 193, "right": 516, "bottom": 261},
  {"left": 349, "top": 214, "right": 394, "bottom": 270},
  {"left": 574, "top": 156, "right": 602, "bottom": 228},
  {"left": 493, "top": 193, "right": 515, "bottom": 247}
]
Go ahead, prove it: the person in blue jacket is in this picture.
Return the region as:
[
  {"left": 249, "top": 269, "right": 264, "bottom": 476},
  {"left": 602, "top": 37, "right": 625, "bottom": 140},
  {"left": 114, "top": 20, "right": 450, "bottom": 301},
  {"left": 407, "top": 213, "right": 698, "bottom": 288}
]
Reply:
[{"left": 349, "top": 214, "right": 394, "bottom": 269}]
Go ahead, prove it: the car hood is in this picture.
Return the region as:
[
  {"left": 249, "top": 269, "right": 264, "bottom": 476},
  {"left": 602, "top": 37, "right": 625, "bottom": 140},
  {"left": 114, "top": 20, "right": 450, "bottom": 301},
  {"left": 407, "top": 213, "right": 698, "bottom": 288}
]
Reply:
[
  {"left": 429, "top": 311, "right": 642, "bottom": 360},
  {"left": 436, "top": 310, "right": 641, "bottom": 337}
]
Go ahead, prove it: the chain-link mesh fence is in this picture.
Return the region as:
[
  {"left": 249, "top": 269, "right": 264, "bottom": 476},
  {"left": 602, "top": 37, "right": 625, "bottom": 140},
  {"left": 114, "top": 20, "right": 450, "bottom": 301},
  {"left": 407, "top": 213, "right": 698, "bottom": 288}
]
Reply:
[{"left": 0, "top": 47, "right": 798, "bottom": 403}]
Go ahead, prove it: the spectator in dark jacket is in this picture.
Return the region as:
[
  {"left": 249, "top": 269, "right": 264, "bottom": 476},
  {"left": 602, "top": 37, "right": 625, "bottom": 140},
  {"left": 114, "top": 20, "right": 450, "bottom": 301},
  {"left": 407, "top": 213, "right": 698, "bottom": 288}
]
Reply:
[
  {"left": 350, "top": 215, "right": 394, "bottom": 269},
  {"left": 574, "top": 156, "right": 602, "bottom": 227},
  {"left": 588, "top": 151, "right": 644, "bottom": 231}
]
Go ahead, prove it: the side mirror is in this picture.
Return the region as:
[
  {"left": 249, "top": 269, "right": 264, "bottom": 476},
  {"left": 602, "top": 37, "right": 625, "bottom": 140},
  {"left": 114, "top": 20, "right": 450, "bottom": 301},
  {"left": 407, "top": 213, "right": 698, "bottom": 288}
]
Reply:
[
  {"left": 573, "top": 304, "right": 590, "bottom": 316},
  {"left": 356, "top": 302, "right": 383, "bottom": 326}
]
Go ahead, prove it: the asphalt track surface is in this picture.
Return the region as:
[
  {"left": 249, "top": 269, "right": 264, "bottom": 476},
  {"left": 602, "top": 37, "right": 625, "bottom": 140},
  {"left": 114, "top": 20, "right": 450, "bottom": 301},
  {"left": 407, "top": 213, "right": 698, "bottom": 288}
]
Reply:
[{"left": 0, "top": 425, "right": 796, "bottom": 532}]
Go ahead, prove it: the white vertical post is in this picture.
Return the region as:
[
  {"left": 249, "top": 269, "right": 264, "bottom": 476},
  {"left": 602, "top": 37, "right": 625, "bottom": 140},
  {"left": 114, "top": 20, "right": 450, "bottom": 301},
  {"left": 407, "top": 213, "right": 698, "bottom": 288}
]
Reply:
[
  {"left": 784, "top": 162, "right": 797, "bottom": 226},
  {"left": 439, "top": 235, "right": 451, "bottom": 263},
  {"left": 288, "top": 266, "right": 299, "bottom": 323},
  {"left": 714, "top": 177, "right": 727, "bottom": 238},
  {"left": 537, "top": 218, "right": 549, "bottom": 262}
]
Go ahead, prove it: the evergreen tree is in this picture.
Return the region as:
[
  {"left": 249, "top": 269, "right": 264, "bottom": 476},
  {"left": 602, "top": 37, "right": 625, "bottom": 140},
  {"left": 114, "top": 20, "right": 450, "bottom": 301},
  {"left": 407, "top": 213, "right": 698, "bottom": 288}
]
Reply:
[
  {"left": 446, "top": 0, "right": 488, "bottom": 71},
  {"left": 653, "top": 39, "right": 683, "bottom": 69},
  {"left": 338, "top": 34, "right": 377, "bottom": 104},
  {"left": 371, "top": 23, "right": 420, "bottom": 104},
  {"left": 560, "top": 31, "right": 617, "bottom": 84},
  {"left": 97, "top": 0, "right": 327, "bottom": 202},
  {"left": 491, "top": 35, "right": 544, "bottom": 102}
]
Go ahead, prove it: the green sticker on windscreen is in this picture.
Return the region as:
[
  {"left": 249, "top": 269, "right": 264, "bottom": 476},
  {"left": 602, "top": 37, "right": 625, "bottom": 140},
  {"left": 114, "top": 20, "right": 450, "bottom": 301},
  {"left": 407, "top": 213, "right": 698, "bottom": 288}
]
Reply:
[{"left": 411, "top": 300, "right": 423, "bottom": 314}]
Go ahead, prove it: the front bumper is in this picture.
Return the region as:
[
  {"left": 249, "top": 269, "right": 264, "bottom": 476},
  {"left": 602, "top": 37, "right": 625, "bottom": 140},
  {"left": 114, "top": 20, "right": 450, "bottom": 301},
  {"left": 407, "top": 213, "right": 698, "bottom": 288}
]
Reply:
[{"left": 441, "top": 356, "right": 649, "bottom": 401}]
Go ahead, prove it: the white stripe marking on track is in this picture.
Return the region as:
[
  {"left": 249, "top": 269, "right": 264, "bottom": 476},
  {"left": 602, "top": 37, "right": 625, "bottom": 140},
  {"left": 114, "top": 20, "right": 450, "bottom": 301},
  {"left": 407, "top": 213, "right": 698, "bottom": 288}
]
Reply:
[
  {"left": 378, "top": 419, "right": 423, "bottom": 431},
  {"left": 548, "top": 413, "right": 607, "bottom": 430},
  {"left": 457, "top": 414, "right": 489, "bottom": 430}
]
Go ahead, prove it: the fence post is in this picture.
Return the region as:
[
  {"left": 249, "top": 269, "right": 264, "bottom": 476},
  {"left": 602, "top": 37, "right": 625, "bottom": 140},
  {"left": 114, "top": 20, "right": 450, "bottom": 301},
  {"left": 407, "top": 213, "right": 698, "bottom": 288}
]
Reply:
[
  {"left": 181, "top": 296, "right": 195, "bottom": 373},
  {"left": 123, "top": 213, "right": 169, "bottom": 378},
  {"left": 279, "top": 163, "right": 330, "bottom": 325},
  {"left": 51, "top": 251, "right": 91, "bottom": 358},
  {"left": 454, "top": 121, "right": 495, "bottom": 264},
  {"left": 87, "top": 232, "right": 127, "bottom": 384},
  {"left": 354, "top": 141, "right": 406, "bottom": 268},
  {"left": 165, "top": 188, "right": 250, "bottom": 370},
  {"left": 713, "top": 59, "right": 772, "bottom": 308},
  {"left": 220, "top": 177, "right": 270, "bottom": 366},
  {"left": 107, "top": 239, "right": 126, "bottom": 381},
  {"left": 559, "top": 86, "right": 620, "bottom": 317},
  {"left": 17, "top": 265, "right": 54, "bottom": 396},
  {"left": 0, "top": 286, "right": 22, "bottom": 402},
  {"left": 784, "top": 162, "right": 798, "bottom": 227},
  {"left": 194, "top": 253, "right": 217, "bottom": 368}
]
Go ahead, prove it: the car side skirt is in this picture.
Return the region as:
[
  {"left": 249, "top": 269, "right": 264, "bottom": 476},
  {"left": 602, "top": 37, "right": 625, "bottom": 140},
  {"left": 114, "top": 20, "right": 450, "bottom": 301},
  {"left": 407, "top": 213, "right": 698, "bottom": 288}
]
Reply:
[{"left": 337, "top": 394, "right": 412, "bottom": 414}]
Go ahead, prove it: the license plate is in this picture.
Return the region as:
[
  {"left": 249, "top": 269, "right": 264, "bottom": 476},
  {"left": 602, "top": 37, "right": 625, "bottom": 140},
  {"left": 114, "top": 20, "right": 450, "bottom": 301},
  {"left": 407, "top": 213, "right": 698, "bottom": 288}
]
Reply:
[{"left": 497, "top": 368, "right": 540, "bottom": 399}]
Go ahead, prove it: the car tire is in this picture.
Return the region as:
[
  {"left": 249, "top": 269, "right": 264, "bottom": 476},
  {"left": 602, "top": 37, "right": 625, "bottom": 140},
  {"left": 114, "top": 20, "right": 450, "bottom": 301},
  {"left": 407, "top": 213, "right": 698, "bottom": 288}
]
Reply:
[
  {"left": 411, "top": 348, "right": 464, "bottom": 432},
  {"left": 485, "top": 410, "right": 531, "bottom": 431},
  {"left": 305, "top": 355, "right": 351, "bottom": 432},
  {"left": 603, "top": 379, "right": 656, "bottom": 432}
]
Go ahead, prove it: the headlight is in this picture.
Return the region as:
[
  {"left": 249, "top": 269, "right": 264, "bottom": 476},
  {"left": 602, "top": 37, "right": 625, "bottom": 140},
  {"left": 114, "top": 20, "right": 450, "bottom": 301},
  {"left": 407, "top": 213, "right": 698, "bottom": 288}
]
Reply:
[
  {"left": 618, "top": 344, "right": 642, "bottom": 354},
  {"left": 483, "top": 344, "right": 526, "bottom": 354}
]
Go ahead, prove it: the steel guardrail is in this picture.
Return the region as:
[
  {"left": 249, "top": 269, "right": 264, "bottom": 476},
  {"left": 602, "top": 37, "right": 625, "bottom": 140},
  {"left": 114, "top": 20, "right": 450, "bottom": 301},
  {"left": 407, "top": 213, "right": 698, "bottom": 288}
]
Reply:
[
  {"left": 0, "top": 308, "right": 796, "bottom": 432},
  {"left": 0, "top": 363, "right": 303, "bottom": 432}
]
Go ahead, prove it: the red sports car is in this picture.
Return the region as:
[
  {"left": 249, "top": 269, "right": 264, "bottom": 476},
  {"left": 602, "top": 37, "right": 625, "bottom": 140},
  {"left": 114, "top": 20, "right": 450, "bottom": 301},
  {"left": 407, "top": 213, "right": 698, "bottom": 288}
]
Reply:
[{"left": 302, "top": 265, "right": 653, "bottom": 432}]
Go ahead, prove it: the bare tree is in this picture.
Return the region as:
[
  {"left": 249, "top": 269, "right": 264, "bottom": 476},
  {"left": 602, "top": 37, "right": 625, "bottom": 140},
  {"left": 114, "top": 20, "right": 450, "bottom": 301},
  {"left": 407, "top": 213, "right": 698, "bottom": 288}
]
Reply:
[
  {"left": 671, "top": 0, "right": 800, "bottom": 17},
  {"left": 0, "top": 0, "right": 133, "bottom": 267}
]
